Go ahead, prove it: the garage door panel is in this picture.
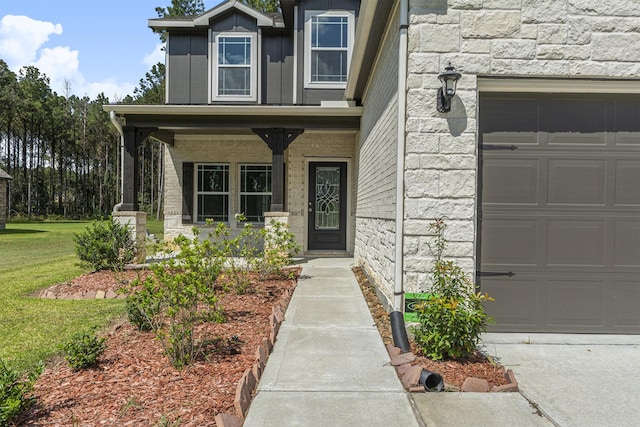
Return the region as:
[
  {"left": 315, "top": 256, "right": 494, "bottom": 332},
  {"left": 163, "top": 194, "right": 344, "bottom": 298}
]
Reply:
[
  {"left": 481, "top": 98, "right": 539, "bottom": 145},
  {"left": 546, "top": 220, "right": 605, "bottom": 267},
  {"left": 482, "top": 158, "right": 539, "bottom": 205},
  {"left": 614, "top": 98, "right": 640, "bottom": 145},
  {"left": 607, "top": 282, "right": 640, "bottom": 328},
  {"left": 547, "top": 159, "right": 606, "bottom": 205},
  {"left": 481, "top": 219, "right": 538, "bottom": 266},
  {"left": 546, "top": 279, "right": 605, "bottom": 327},
  {"left": 479, "top": 93, "right": 640, "bottom": 333},
  {"left": 541, "top": 98, "right": 607, "bottom": 143},
  {"left": 615, "top": 159, "right": 640, "bottom": 205},
  {"left": 482, "top": 278, "right": 538, "bottom": 328},
  {"left": 614, "top": 221, "right": 640, "bottom": 267}
]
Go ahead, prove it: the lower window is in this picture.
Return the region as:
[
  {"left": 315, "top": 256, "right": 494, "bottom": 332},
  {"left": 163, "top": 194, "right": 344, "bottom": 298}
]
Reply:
[
  {"left": 240, "top": 164, "right": 271, "bottom": 222},
  {"left": 197, "top": 164, "right": 229, "bottom": 222}
]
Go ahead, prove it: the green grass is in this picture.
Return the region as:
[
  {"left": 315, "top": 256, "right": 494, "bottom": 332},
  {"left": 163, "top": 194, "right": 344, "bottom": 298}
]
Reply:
[
  {"left": 0, "top": 221, "right": 127, "bottom": 372},
  {"left": 146, "top": 218, "right": 164, "bottom": 241}
]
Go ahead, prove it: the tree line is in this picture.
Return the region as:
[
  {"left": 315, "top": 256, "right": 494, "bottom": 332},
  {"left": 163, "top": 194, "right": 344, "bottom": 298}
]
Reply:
[
  {"left": 0, "top": 60, "right": 165, "bottom": 220},
  {"left": 0, "top": 0, "right": 277, "bottom": 221}
]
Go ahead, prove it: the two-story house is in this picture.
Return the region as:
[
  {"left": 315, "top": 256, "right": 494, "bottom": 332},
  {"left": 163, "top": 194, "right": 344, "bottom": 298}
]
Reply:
[{"left": 105, "top": 0, "right": 640, "bottom": 335}]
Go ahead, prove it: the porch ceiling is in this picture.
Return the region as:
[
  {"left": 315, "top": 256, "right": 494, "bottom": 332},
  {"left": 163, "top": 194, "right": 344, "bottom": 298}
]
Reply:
[{"left": 103, "top": 104, "right": 362, "bottom": 142}]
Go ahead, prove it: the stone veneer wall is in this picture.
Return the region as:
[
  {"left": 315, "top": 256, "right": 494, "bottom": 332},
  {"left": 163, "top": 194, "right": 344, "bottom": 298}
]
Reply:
[
  {"left": 163, "top": 132, "right": 357, "bottom": 253},
  {"left": 401, "top": 0, "right": 640, "bottom": 294}
]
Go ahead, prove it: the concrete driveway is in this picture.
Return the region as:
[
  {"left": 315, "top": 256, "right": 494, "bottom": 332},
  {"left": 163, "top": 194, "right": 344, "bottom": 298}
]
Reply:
[{"left": 481, "top": 333, "right": 640, "bottom": 427}]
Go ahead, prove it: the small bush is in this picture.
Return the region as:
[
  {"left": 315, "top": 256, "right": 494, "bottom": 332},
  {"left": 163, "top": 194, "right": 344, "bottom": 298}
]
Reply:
[
  {"left": 411, "top": 219, "right": 493, "bottom": 360},
  {"left": 252, "top": 220, "right": 300, "bottom": 280},
  {"left": 125, "top": 277, "right": 162, "bottom": 332},
  {"left": 62, "top": 332, "right": 107, "bottom": 371},
  {"left": 129, "top": 227, "right": 224, "bottom": 369},
  {"left": 0, "top": 359, "right": 39, "bottom": 426},
  {"left": 74, "top": 218, "right": 136, "bottom": 271}
]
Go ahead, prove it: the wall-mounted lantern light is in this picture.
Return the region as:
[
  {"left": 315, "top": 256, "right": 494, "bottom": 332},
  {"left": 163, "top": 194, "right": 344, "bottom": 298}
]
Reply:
[{"left": 436, "top": 63, "right": 461, "bottom": 113}]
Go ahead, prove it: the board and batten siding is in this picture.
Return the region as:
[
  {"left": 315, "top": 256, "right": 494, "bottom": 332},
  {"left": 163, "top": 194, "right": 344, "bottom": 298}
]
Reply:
[
  {"left": 354, "top": 5, "right": 400, "bottom": 307},
  {"left": 166, "top": 33, "right": 209, "bottom": 104}
]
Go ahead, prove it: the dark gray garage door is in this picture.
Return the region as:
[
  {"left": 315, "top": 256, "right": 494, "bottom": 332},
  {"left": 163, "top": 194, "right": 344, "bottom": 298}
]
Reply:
[{"left": 478, "top": 93, "right": 640, "bottom": 333}]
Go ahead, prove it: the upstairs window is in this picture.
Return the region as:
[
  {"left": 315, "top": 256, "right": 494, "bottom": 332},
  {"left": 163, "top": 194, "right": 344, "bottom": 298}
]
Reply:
[
  {"left": 213, "top": 33, "right": 256, "bottom": 101},
  {"left": 305, "top": 11, "right": 354, "bottom": 89},
  {"left": 240, "top": 164, "right": 272, "bottom": 222}
]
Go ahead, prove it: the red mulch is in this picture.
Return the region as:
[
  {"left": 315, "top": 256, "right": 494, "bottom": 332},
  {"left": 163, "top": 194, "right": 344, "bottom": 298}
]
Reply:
[
  {"left": 19, "top": 269, "right": 298, "bottom": 426},
  {"left": 353, "top": 266, "right": 509, "bottom": 390},
  {"left": 19, "top": 264, "right": 508, "bottom": 426}
]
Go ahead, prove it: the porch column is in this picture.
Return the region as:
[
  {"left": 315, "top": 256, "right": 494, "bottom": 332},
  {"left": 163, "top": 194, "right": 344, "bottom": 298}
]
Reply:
[
  {"left": 252, "top": 128, "right": 304, "bottom": 211},
  {"left": 117, "top": 126, "right": 156, "bottom": 262}
]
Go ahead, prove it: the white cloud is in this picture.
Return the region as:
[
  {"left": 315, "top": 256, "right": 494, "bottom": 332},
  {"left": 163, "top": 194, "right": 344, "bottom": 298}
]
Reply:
[
  {"left": 0, "top": 15, "right": 62, "bottom": 68},
  {"left": 143, "top": 42, "right": 165, "bottom": 69},
  {"left": 0, "top": 14, "right": 137, "bottom": 100}
]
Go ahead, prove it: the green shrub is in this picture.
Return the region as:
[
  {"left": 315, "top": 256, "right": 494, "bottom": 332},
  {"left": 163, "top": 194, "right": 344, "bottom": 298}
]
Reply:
[
  {"left": 129, "top": 227, "right": 224, "bottom": 369},
  {"left": 411, "top": 219, "right": 493, "bottom": 360},
  {"left": 244, "top": 219, "right": 300, "bottom": 280},
  {"left": 74, "top": 218, "right": 136, "bottom": 271},
  {"left": 125, "top": 277, "right": 162, "bottom": 332},
  {"left": 62, "top": 332, "right": 107, "bottom": 371},
  {"left": 0, "top": 359, "right": 39, "bottom": 426}
]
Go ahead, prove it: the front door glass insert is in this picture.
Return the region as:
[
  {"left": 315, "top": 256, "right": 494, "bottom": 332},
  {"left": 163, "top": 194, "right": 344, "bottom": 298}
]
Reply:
[{"left": 315, "top": 167, "right": 340, "bottom": 230}]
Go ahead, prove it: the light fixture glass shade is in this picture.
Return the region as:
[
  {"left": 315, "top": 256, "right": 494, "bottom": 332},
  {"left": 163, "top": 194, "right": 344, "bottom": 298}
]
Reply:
[
  {"left": 436, "top": 63, "right": 462, "bottom": 113},
  {"left": 438, "top": 64, "right": 461, "bottom": 98}
]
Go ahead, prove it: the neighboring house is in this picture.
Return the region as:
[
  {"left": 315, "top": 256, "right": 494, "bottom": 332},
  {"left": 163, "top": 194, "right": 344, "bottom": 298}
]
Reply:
[
  {"left": 104, "top": 0, "right": 640, "bottom": 334},
  {"left": 0, "top": 168, "right": 11, "bottom": 230}
]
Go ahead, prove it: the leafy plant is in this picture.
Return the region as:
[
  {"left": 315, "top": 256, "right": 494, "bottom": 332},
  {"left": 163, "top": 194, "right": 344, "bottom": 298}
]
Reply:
[
  {"left": 61, "top": 332, "right": 107, "bottom": 371},
  {"left": 128, "top": 227, "right": 224, "bottom": 369},
  {"left": 74, "top": 218, "right": 136, "bottom": 271},
  {"left": 252, "top": 219, "right": 300, "bottom": 280},
  {"left": 411, "top": 218, "right": 493, "bottom": 360},
  {"left": 0, "top": 359, "right": 40, "bottom": 426},
  {"left": 125, "top": 277, "right": 162, "bottom": 332}
]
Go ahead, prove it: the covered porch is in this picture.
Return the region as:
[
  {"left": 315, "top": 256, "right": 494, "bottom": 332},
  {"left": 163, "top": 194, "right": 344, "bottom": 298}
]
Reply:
[{"left": 103, "top": 104, "right": 362, "bottom": 254}]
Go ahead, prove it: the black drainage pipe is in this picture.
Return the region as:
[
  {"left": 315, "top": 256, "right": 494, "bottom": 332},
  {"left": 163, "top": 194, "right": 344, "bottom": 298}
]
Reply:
[
  {"left": 389, "top": 310, "right": 411, "bottom": 353},
  {"left": 419, "top": 369, "right": 444, "bottom": 392}
]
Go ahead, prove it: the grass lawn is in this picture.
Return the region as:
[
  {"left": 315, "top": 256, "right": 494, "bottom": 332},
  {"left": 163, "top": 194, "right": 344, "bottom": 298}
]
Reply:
[{"left": 0, "top": 221, "right": 129, "bottom": 372}]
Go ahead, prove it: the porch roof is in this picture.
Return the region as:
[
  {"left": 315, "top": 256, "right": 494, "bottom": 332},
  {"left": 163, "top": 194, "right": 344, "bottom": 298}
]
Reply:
[{"left": 103, "top": 104, "right": 363, "bottom": 145}]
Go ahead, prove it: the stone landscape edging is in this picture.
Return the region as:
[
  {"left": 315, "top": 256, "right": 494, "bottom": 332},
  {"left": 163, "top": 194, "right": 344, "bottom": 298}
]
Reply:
[
  {"left": 214, "top": 283, "right": 297, "bottom": 427},
  {"left": 386, "top": 344, "right": 519, "bottom": 393}
]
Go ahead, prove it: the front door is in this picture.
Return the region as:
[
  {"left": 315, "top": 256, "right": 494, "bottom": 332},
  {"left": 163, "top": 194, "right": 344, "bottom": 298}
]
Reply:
[{"left": 308, "top": 162, "right": 347, "bottom": 251}]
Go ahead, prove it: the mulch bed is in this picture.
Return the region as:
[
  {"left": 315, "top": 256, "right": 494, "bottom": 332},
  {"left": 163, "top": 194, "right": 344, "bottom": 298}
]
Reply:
[
  {"left": 19, "top": 269, "right": 298, "bottom": 426},
  {"left": 353, "top": 266, "right": 510, "bottom": 390},
  {"left": 19, "top": 264, "right": 509, "bottom": 425}
]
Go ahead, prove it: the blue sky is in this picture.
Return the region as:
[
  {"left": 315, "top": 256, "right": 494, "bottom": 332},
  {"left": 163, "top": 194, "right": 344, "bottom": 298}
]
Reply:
[{"left": 0, "top": 0, "right": 222, "bottom": 100}]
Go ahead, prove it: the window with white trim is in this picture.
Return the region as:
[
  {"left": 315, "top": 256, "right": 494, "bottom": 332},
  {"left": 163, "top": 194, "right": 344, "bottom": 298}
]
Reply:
[
  {"left": 196, "top": 164, "right": 229, "bottom": 222},
  {"left": 304, "top": 10, "right": 354, "bottom": 88},
  {"left": 213, "top": 33, "right": 257, "bottom": 101},
  {"left": 240, "top": 164, "right": 272, "bottom": 222}
]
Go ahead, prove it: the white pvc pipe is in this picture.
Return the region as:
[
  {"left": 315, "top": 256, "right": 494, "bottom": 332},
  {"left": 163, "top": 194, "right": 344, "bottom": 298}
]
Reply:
[{"left": 394, "top": 0, "right": 408, "bottom": 311}]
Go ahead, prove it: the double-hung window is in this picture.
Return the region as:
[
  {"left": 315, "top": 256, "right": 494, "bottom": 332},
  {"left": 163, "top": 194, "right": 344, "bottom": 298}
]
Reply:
[
  {"left": 196, "top": 164, "right": 229, "bottom": 222},
  {"left": 213, "top": 33, "right": 256, "bottom": 101},
  {"left": 240, "top": 164, "right": 272, "bottom": 222},
  {"left": 304, "top": 11, "right": 354, "bottom": 88}
]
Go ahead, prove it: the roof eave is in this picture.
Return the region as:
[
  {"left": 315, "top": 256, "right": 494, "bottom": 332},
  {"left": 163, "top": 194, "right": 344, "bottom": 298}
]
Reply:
[
  {"left": 345, "top": 0, "right": 396, "bottom": 102},
  {"left": 103, "top": 104, "right": 363, "bottom": 118}
]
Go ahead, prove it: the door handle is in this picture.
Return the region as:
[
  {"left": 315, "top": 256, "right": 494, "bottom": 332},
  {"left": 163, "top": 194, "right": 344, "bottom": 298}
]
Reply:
[{"left": 477, "top": 271, "right": 515, "bottom": 277}]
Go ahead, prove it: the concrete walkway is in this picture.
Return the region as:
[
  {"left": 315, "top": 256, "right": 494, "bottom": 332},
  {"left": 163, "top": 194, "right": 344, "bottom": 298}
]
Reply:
[
  {"left": 243, "top": 257, "right": 420, "bottom": 427},
  {"left": 244, "top": 257, "right": 639, "bottom": 427}
]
